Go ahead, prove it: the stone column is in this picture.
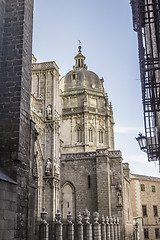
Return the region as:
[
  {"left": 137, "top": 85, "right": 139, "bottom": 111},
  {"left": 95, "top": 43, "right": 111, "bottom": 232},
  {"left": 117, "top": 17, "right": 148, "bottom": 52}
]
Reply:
[
  {"left": 66, "top": 211, "right": 74, "bottom": 240},
  {"left": 55, "top": 210, "right": 63, "bottom": 240},
  {"left": 39, "top": 208, "right": 49, "bottom": 240},
  {"left": 83, "top": 209, "right": 92, "bottom": 240},
  {"left": 77, "top": 212, "right": 83, "bottom": 240},
  {"left": 106, "top": 216, "right": 110, "bottom": 240},
  {"left": 116, "top": 218, "right": 121, "bottom": 240},
  {"left": 93, "top": 212, "right": 101, "bottom": 240},
  {"left": 113, "top": 217, "right": 117, "bottom": 240},
  {"left": 110, "top": 217, "right": 114, "bottom": 240},
  {"left": 101, "top": 215, "right": 106, "bottom": 240}
]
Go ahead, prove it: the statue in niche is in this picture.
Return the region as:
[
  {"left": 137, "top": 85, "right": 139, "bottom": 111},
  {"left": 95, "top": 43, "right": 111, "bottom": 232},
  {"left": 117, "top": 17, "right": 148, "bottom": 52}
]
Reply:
[
  {"left": 54, "top": 162, "right": 60, "bottom": 175},
  {"left": 46, "top": 104, "right": 52, "bottom": 120},
  {"left": 117, "top": 190, "right": 122, "bottom": 206},
  {"left": 45, "top": 158, "right": 52, "bottom": 176}
]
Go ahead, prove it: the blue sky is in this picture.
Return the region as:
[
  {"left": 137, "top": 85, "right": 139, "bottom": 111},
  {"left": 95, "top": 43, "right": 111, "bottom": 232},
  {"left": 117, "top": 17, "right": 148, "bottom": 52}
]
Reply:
[{"left": 32, "top": 0, "right": 160, "bottom": 177}]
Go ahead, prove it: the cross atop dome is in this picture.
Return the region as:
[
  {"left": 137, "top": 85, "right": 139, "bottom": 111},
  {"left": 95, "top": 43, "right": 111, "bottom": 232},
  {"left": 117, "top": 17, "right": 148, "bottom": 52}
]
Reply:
[{"left": 73, "top": 41, "right": 87, "bottom": 70}]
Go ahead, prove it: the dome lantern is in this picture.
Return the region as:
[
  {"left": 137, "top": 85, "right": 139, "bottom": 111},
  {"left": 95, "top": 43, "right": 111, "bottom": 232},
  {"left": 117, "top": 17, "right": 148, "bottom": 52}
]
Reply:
[{"left": 73, "top": 43, "right": 87, "bottom": 70}]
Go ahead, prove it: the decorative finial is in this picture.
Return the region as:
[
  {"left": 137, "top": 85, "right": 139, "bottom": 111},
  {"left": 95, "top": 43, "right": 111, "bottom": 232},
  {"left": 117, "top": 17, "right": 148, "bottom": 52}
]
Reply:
[
  {"left": 40, "top": 207, "right": 47, "bottom": 223},
  {"left": 78, "top": 40, "right": 82, "bottom": 53},
  {"left": 110, "top": 102, "right": 113, "bottom": 115}
]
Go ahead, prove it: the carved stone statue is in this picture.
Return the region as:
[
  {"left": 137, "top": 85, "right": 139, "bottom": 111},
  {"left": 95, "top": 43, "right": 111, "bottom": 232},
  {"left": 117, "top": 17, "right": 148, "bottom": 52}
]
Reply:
[
  {"left": 54, "top": 162, "right": 60, "bottom": 174},
  {"left": 46, "top": 104, "right": 52, "bottom": 120},
  {"left": 45, "top": 158, "right": 52, "bottom": 176},
  {"left": 117, "top": 190, "right": 122, "bottom": 206}
]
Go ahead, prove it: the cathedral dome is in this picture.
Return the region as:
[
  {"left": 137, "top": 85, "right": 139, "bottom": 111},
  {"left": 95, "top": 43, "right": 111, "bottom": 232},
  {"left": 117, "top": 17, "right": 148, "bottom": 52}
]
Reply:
[
  {"left": 64, "top": 68, "right": 103, "bottom": 92},
  {"left": 62, "top": 45, "right": 103, "bottom": 93}
]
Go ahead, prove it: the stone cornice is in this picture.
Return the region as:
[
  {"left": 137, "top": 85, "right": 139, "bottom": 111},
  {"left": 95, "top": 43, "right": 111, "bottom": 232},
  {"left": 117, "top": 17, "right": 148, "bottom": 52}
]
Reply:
[
  {"left": 108, "top": 150, "right": 122, "bottom": 158},
  {"left": 61, "top": 151, "right": 96, "bottom": 161},
  {"left": 62, "top": 107, "right": 107, "bottom": 116},
  {"left": 61, "top": 148, "right": 109, "bottom": 161},
  {"left": 32, "top": 61, "right": 59, "bottom": 75},
  {"left": 61, "top": 89, "right": 104, "bottom": 97}
]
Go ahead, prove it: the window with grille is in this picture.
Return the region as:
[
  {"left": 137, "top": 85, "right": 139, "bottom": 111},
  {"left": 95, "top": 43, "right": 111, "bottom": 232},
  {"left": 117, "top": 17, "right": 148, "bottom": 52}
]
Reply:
[
  {"left": 99, "top": 130, "right": 103, "bottom": 143},
  {"left": 142, "top": 205, "right": 147, "bottom": 217},
  {"left": 141, "top": 184, "right": 145, "bottom": 191},
  {"left": 77, "top": 128, "right": 82, "bottom": 143},
  {"left": 89, "top": 129, "right": 93, "bottom": 142},
  {"left": 153, "top": 206, "right": 158, "bottom": 217},
  {"left": 144, "top": 228, "right": 149, "bottom": 239},
  {"left": 155, "top": 228, "right": 160, "bottom": 238},
  {"left": 152, "top": 185, "right": 156, "bottom": 192}
]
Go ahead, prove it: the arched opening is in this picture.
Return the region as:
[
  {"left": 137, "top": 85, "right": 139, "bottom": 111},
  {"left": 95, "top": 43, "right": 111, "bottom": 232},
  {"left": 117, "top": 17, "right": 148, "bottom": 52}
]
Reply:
[
  {"left": 77, "top": 127, "right": 82, "bottom": 143},
  {"left": 89, "top": 128, "right": 93, "bottom": 142},
  {"left": 99, "top": 129, "right": 103, "bottom": 143},
  {"left": 62, "top": 182, "right": 75, "bottom": 219}
]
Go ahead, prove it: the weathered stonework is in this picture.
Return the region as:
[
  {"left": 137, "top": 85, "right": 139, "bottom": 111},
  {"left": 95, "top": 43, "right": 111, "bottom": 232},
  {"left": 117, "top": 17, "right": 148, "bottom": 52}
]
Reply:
[
  {"left": 60, "top": 47, "right": 114, "bottom": 154},
  {"left": 0, "top": 0, "right": 35, "bottom": 239},
  {"left": 59, "top": 47, "right": 133, "bottom": 239},
  {"left": 31, "top": 57, "right": 61, "bottom": 221}
]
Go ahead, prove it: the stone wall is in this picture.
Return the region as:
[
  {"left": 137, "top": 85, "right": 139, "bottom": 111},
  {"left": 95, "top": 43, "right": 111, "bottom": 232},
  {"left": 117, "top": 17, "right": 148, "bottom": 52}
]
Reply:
[
  {"left": 60, "top": 153, "right": 98, "bottom": 219},
  {"left": 96, "top": 154, "right": 111, "bottom": 216},
  {"left": 0, "top": 0, "right": 33, "bottom": 175},
  {"left": 123, "top": 163, "right": 133, "bottom": 240},
  {"left": 31, "top": 60, "right": 61, "bottom": 221},
  {"left": 0, "top": 174, "right": 17, "bottom": 240},
  {"left": 60, "top": 150, "right": 124, "bottom": 226},
  {"left": 0, "top": 0, "right": 5, "bottom": 60},
  {"left": 0, "top": 0, "right": 35, "bottom": 239}
]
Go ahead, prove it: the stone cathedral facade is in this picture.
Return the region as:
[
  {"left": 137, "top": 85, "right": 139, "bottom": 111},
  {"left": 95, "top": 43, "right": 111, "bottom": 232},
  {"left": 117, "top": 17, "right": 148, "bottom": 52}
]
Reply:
[
  {"left": 31, "top": 47, "right": 133, "bottom": 239},
  {"left": 31, "top": 55, "right": 61, "bottom": 221}
]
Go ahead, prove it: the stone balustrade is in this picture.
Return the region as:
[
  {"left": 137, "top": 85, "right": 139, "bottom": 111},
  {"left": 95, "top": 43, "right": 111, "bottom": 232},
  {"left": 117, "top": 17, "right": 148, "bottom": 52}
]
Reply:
[
  {"left": 61, "top": 152, "right": 96, "bottom": 160},
  {"left": 108, "top": 150, "right": 122, "bottom": 158},
  {"left": 61, "top": 149, "right": 122, "bottom": 161},
  {"left": 39, "top": 209, "right": 121, "bottom": 240}
]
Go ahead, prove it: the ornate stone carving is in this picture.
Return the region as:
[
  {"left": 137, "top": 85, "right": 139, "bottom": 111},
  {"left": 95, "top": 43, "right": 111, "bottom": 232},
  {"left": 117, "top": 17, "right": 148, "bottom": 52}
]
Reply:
[
  {"left": 45, "top": 158, "right": 52, "bottom": 176},
  {"left": 46, "top": 123, "right": 54, "bottom": 131},
  {"left": 33, "top": 151, "right": 38, "bottom": 178},
  {"left": 75, "top": 114, "right": 82, "bottom": 125},
  {"left": 54, "top": 162, "right": 60, "bottom": 175},
  {"left": 38, "top": 108, "right": 43, "bottom": 117},
  {"left": 109, "top": 150, "right": 122, "bottom": 158},
  {"left": 117, "top": 190, "right": 122, "bottom": 206},
  {"left": 46, "top": 104, "right": 52, "bottom": 120},
  {"left": 44, "top": 178, "right": 53, "bottom": 188},
  {"left": 61, "top": 151, "right": 96, "bottom": 161}
]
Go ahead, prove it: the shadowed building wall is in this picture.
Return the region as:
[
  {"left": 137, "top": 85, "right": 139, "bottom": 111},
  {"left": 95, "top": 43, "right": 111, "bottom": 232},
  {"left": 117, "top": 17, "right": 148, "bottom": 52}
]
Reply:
[{"left": 0, "top": 0, "right": 35, "bottom": 239}]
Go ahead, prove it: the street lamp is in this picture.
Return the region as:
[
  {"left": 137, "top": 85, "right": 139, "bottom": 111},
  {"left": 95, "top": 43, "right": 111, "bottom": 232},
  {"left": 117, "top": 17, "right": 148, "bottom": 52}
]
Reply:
[{"left": 136, "top": 133, "right": 147, "bottom": 152}]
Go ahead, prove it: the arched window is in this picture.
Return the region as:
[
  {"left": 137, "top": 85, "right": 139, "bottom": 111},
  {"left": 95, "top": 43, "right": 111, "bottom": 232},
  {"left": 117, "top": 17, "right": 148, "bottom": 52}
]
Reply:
[
  {"left": 77, "top": 128, "right": 82, "bottom": 143},
  {"left": 81, "top": 59, "right": 84, "bottom": 67},
  {"left": 99, "top": 130, "right": 103, "bottom": 143},
  {"left": 78, "top": 59, "right": 80, "bottom": 67},
  {"left": 89, "top": 129, "right": 93, "bottom": 142}
]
